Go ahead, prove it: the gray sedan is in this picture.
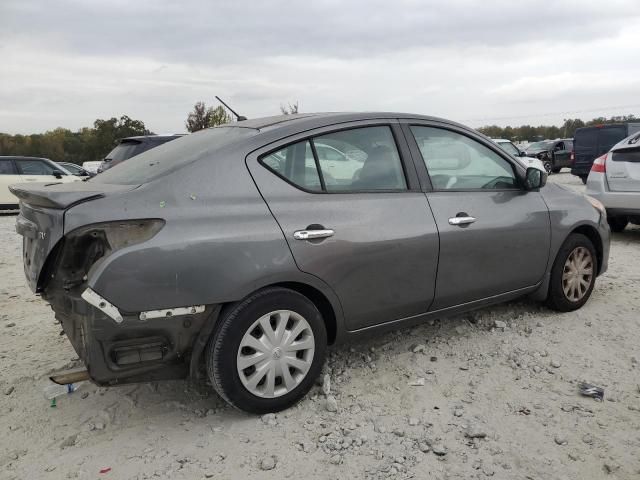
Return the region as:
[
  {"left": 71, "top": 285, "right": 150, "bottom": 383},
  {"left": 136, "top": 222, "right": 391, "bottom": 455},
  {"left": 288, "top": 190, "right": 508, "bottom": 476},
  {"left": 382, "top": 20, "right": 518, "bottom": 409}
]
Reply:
[{"left": 11, "top": 113, "right": 610, "bottom": 413}]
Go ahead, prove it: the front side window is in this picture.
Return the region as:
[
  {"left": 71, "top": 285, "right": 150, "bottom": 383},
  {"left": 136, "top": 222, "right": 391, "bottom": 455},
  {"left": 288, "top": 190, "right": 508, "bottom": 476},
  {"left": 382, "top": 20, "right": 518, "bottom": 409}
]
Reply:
[
  {"left": 411, "top": 126, "right": 517, "bottom": 190},
  {"left": 0, "top": 159, "right": 16, "bottom": 175},
  {"left": 260, "top": 126, "right": 407, "bottom": 193},
  {"left": 16, "top": 160, "right": 58, "bottom": 176},
  {"left": 497, "top": 141, "right": 519, "bottom": 156}
]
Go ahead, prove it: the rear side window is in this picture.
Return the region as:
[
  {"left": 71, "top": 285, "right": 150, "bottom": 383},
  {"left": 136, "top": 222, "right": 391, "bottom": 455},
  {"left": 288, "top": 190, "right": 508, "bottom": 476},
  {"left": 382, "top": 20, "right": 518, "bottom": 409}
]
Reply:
[
  {"left": 260, "top": 126, "right": 407, "bottom": 192},
  {"left": 16, "top": 159, "right": 58, "bottom": 176},
  {"left": 612, "top": 148, "right": 640, "bottom": 163},
  {"left": 0, "top": 159, "right": 16, "bottom": 175}
]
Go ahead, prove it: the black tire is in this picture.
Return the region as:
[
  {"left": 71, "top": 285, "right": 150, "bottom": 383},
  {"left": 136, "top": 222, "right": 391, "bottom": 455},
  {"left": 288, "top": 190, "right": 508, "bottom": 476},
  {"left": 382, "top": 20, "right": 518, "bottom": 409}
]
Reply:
[
  {"left": 206, "top": 287, "right": 327, "bottom": 414},
  {"left": 607, "top": 216, "right": 628, "bottom": 233},
  {"left": 580, "top": 176, "right": 588, "bottom": 185},
  {"left": 551, "top": 167, "right": 561, "bottom": 173},
  {"left": 543, "top": 160, "right": 552, "bottom": 173},
  {"left": 546, "top": 233, "right": 598, "bottom": 312}
]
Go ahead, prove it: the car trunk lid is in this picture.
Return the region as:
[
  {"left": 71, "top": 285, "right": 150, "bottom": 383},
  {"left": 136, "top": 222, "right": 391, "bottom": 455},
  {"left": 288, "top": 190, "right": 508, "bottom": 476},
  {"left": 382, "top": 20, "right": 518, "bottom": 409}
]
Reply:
[
  {"left": 606, "top": 146, "right": 640, "bottom": 192},
  {"left": 10, "top": 181, "right": 138, "bottom": 292}
]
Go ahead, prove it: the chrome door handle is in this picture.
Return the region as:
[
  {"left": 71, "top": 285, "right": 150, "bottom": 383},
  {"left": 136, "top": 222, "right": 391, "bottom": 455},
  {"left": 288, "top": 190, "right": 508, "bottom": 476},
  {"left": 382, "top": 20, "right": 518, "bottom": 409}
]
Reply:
[
  {"left": 293, "top": 229, "right": 335, "bottom": 240},
  {"left": 448, "top": 216, "right": 476, "bottom": 226}
]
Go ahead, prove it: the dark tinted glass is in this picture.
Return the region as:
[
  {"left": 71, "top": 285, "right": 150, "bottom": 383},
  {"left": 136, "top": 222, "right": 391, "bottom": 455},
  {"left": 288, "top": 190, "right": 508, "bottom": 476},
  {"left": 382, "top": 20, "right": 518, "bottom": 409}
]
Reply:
[
  {"left": 599, "top": 127, "right": 626, "bottom": 152},
  {"left": 612, "top": 148, "right": 640, "bottom": 163},
  {"left": 0, "top": 159, "right": 16, "bottom": 175},
  {"left": 574, "top": 129, "right": 597, "bottom": 150}
]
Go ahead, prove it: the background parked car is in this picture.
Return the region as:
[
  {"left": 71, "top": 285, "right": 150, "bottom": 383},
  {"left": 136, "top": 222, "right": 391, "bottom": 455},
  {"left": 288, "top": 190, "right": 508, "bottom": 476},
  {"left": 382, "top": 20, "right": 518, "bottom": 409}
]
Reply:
[
  {"left": 57, "top": 162, "right": 93, "bottom": 178},
  {"left": 524, "top": 139, "right": 573, "bottom": 173},
  {"left": 492, "top": 138, "right": 546, "bottom": 172},
  {"left": 82, "top": 161, "right": 102, "bottom": 175},
  {"left": 98, "top": 134, "right": 184, "bottom": 172},
  {"left": 572, "top": 123, "right": 640, "bottom": 183},
  {"left": 0, "top": 156, "right": 80, "bottom": 209},
  {"left": 586, "top": 131, "right": 640, "bottom": 232}
]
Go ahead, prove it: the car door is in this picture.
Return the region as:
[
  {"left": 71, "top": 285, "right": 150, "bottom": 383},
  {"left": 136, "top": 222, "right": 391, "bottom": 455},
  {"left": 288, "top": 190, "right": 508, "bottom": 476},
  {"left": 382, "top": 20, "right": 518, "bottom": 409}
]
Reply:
[
  {"left": 0, "top": 158, "right": 22, "bottom": 205},
  {"left": 403, "top": 122, "right": 551, "bottom": 310},
  {"left": 246, "top": 121, "right": 440, "bottom": 331},
  {"left": 16, "top": 158, "right": 77, "bottom": 184},
  {"left": 553, "top": 141, "right": 570, "bottom": 168}
]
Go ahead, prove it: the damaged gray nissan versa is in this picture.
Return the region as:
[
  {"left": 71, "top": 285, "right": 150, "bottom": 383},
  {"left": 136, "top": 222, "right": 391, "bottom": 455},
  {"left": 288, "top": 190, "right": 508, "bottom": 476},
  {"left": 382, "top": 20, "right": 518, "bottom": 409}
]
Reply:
[{"left": 11, "top": 113, "right": 610, "bottom": 413}]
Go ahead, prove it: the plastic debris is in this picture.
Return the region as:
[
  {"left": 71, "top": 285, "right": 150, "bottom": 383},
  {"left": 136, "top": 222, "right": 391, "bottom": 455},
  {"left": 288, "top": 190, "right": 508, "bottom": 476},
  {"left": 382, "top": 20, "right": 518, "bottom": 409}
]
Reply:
[
  {"left": 579, "top": 382, "right": 604, "bottom": 400},
  {"left": 99, "top": 467, "right": 112, "bottom": 474}
]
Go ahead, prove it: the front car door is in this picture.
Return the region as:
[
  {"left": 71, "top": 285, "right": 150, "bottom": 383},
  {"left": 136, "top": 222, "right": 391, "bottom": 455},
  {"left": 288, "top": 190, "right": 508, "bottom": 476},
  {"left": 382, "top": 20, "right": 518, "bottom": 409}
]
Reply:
[
  {"left": 16, "top": 158, "right": 78, "bottom": 184},
  {"left": 402, "top": 121, "right": 551, "bottom": 310},
  {"left": 552, "top": 141, "right": 571, "bottom": 169},
  {"left": 247, "top": 120, "right": 439, "bottom": 331}
]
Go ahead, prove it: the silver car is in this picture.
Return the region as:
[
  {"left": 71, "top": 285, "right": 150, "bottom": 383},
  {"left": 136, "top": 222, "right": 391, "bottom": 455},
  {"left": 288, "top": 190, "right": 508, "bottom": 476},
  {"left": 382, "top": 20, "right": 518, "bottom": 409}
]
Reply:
[
  {"left": 11, "top": 113, "right": 610, "bottom": 413},
  {"left": 586, "top": 131, "right": 640, "bottom": 232}
]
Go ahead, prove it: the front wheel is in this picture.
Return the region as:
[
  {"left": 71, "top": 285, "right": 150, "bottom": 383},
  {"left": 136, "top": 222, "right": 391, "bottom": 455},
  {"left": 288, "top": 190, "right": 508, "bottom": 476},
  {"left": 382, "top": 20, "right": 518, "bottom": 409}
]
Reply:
[
  {"left": 206, "top": 287, "right": 327, "bottom": 414},
  {"left": 543, "top": 160, "right": 552, "bottom": 173},
  {"left": 546, "top": 233, "right": 597, "bottom": 312}
]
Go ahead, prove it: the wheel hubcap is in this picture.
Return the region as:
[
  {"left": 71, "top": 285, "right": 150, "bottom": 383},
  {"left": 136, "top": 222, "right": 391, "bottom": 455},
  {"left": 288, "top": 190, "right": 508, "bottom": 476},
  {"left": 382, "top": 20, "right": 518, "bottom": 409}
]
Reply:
[
  {"left": 237, "top": 310, "right": 315, "bottom": 398},
  {"left": 562, "top": 246, "right": 593, "bottom": 302}
]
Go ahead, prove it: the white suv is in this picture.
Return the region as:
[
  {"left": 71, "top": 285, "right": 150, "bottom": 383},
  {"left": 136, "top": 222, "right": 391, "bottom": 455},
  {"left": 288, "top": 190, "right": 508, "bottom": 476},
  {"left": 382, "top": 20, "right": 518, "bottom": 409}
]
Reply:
[{"left": 0, "top": 156, "right": 80, "bottom": 209}]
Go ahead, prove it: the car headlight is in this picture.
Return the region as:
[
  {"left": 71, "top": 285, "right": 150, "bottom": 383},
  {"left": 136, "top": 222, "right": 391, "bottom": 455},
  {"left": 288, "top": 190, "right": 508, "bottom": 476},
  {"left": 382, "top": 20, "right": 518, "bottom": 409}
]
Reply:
[{"left": 585, "top": 195, "right": 606, "bottom": 219}]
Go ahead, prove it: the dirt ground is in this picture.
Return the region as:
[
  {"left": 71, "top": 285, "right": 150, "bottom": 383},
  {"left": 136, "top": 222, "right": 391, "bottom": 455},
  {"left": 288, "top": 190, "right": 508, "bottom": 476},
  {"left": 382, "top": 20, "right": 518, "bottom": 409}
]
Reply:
[{"left": 1, "top": 172, "right": 639, "bottom": 480}]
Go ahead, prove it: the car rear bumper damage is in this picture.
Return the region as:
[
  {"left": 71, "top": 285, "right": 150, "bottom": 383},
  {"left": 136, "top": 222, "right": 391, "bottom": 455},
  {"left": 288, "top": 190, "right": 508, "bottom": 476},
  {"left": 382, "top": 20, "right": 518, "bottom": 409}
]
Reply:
[{"left": 44, "top": 283, "right": 217, "bottom": 386}]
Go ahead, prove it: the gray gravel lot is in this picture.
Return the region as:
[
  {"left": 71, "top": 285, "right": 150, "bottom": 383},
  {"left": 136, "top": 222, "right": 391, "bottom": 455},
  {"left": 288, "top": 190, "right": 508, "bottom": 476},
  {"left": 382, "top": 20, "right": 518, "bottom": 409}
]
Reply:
[{"left": 1, "top": 172, "right": 639, "bottom": 479}]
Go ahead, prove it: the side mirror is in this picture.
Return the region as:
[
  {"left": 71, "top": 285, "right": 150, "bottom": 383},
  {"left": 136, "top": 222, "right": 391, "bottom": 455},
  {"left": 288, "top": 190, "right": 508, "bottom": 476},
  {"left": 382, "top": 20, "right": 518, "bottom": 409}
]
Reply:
[
  {"left": 524, "top": 167, "right": 547, "bottom": 190},
  {"left": 52, "top": 170, "right": 63, "bottom": 179},
  {"left": 519, "top": 151, "right": 528, "bottom": 157}
]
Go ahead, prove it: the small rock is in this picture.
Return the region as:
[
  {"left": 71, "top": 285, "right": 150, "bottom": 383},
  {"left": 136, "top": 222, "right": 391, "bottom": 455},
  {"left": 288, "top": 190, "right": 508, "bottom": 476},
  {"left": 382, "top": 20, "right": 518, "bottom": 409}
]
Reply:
[
  {"left": 604, "top": 462, "right": 620, "bottom": 474},
  {"left": 322, "top": 374, "right": 331, "bottom": 396},
  {"left": 455, "top": 326, "right": 465, "bottom": 335},
  {"left": 494, "top": 320, "right": 507, "bottom": 330},
  {"left": 325, "top": 395, "right": 338, "bottom": 412},
  {"left": 408, "top": 417, "right": 420, "bottom": 426},
  {"left": 550, "top": 359, "right": 561, "bottom": 368},
  {"left": 80, "top": 392, "right": 89, "bottom": 399},
  {"left": 554, "top": 435, "right": 568, "bottom": 446},
  {"left": 60, "top": 434, "right": 78, "bottom": 449},
  {"left": 259, "top": 456, "right": 276, "bottom": 471},
  {"left": 5, "top": 322, "right": 16, "bottom": 328},
  {"left": 430, "top": 356, "right": 437, "bottom": 362},
  {"left": 261, "top": 413, "right": 277, "bottom": 425},
  {"left": 431, "top": 444, "right": 447, "bottom": 456},
  {"left": 417, "top": 442, "right": 430, "bottom": 453},
  {"left": 4, "top": 386, "right": 15, "bottom": 396},
  {"left": 465, "top": 424, "right": 487, "bottom": 439},
  {"left": 453, "top": 408, "right": 464, "bottom": 417},
  {"left": 582, "top": 433, "right": 594, "bottom": 445},
  {"left": 329, "top": 454, "right": 342, "bottom": 465},
  {"left": 408, "top": 378, "right": 425, "bottom": 387},
  {"left": 533, "top": 366, "right": 542, "bottom": 373},
  {"left": 412, "top": 344, "right": 426, "bottom": 354},
  {"left": 631, "top": 356, "right": 638, "bottom": 366},
  {"left": 94, "top": 422, "right": 105, "bottom": 431}
]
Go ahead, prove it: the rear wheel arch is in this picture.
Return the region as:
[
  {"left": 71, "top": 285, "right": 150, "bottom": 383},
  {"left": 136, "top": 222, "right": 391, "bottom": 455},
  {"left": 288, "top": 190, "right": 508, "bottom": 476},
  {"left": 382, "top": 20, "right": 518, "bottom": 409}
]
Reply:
[{"left": 569, "top": 225, "right": 603, "bottom": 275}]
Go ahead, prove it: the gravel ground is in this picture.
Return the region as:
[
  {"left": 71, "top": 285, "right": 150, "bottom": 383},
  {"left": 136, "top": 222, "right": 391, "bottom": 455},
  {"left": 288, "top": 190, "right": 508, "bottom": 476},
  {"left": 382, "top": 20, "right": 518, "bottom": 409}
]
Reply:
[{"left": 1, "top": 172, "right": 639, "bottom": 480}]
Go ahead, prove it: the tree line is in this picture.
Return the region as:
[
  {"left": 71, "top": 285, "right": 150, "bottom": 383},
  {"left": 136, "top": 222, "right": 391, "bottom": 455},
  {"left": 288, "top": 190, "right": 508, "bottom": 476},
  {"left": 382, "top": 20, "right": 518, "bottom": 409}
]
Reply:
[
  {"left": 1, "top": 103, "right": 632, "bottom": 164},
  {"left": 477, "top": 114, "right": 638, "bottom": 142}
]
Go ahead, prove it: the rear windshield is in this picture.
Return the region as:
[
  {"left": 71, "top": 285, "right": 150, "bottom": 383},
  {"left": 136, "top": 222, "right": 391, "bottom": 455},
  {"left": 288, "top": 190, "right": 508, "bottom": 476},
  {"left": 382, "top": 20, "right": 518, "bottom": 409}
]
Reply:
[
  {"left": 574, "top": 129, "right": 597, "bottom": 149},
  {"left": 105, "top": 140, "right": 142, "bottom": 162},
  {"left": 91, "top": 127, "right": 255, "bottom": 185}
]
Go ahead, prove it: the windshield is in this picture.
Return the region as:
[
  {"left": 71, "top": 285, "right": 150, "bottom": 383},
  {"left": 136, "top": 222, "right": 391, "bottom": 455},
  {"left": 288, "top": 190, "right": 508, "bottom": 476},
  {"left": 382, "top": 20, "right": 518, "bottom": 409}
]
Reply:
[
  {"left": 496, "top": 141, "right": 520, "bottom": 156},
  {"left": 526, "top": 141, "right": 553, "bottom": 151},
  {"left": 105, "top": 140, "right": 142, "bottom": 162},
  {"left": 92, "top": 127, "right": 255, "bottom": 185}
]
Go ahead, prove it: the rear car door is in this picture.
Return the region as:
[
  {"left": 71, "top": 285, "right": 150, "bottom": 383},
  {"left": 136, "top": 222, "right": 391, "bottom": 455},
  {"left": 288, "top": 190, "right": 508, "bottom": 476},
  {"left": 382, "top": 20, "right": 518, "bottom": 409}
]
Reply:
[
  {"left": 606, "top": 134, "right": 640, "bottom": 192},
  {"left": 403, "top": 122, "right": 551, "bottom": 310},
  {"left": 0, "top": 158, "right": 22, "bottom": 206},
  {"left": 247, "top": 121, "right": 440, "bottom": 331}
]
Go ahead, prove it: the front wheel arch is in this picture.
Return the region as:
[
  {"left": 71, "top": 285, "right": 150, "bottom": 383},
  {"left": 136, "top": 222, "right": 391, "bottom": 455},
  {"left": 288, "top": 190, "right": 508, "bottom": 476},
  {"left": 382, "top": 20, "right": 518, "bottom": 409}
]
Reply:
[{"left": 570, "top": 225, "right": 604, "bottom": 275}]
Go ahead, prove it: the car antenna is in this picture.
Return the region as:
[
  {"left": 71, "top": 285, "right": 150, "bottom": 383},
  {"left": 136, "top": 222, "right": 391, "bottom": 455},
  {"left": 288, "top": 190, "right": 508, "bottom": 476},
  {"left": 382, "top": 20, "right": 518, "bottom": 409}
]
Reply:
[{"left": 215, "top": 96, "right": 247, "bottom": 121}]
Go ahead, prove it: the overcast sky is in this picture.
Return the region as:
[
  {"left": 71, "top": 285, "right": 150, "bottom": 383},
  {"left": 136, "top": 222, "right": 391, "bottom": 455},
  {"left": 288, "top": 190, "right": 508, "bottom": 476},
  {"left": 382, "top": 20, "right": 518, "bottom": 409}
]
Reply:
[{"left": 1, "top": 0, "right": 640, "bottom": 134}]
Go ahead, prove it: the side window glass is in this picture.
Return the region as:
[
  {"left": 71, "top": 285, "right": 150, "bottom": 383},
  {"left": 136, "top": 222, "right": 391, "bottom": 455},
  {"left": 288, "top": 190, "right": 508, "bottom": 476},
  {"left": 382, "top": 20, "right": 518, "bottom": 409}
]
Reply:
[
  {"left": 410, "top": 126, "right": 517, "bottom": 190},
  {"left": 261, "top": 140, "right": 321, "bottom": 191},
  {"left": 314, "top": 126, "right": 406, "bottom": 192},
  {"left": 17, "top": 160, "right": 55, "bottom": 176},
  {"left": 0, "top": 159, "right": 16, "bottom": 175}
]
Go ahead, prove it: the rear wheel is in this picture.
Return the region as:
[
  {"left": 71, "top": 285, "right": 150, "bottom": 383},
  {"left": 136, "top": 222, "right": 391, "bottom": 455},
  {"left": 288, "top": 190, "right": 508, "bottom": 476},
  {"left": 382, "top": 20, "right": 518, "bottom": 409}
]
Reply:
[
  {"left": 607, "top": 216, "right": 628, "bottom": 232},
  {"left": 206, "top": 287, "right": 327, "bottom": 414},
  {"left": 546, "top": 233, "right": 597, "bottom": 312}
]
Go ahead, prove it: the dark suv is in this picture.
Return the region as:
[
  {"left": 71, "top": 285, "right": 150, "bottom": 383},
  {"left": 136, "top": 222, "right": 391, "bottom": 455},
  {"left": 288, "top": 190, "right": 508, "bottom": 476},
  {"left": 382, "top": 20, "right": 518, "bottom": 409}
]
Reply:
[
  {"left": 571, "top": 124, "right": 640, "bottom": 183},
  {"left": 98, "top": 135, "right": 184, "bottom": 173},
  {"left": 524, "top": 139, "right": 573, "bottom": 173}
]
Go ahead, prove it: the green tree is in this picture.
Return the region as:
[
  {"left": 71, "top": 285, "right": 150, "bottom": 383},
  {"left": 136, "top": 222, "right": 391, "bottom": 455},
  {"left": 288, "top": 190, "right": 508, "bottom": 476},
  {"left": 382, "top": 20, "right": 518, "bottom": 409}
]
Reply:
[{"left": 185, "top": 102, "right": 231, "bottom": 132}]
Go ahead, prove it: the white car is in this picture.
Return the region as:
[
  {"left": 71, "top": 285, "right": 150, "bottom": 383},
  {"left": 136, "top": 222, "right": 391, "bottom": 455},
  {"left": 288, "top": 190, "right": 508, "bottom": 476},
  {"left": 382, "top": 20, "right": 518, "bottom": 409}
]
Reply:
[
  {"left": 82, "top": 161, "right": 103, "bottom": 175},
  {"left": 585, "top": 132, "right": 640, "bottom": 232},
  {"left": 0, "top": 156, "right": 81, "bottom": 209},
  {"left": 492, "top": 139, "right": 547, "bottom": 173}
]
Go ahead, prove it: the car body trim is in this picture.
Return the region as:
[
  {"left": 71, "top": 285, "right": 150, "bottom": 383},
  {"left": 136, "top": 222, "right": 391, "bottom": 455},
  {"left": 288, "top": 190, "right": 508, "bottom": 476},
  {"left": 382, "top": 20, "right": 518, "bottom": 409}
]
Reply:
[
  {"left": 81, "top": 288, "right": 123, "bottom": 324},
  {"left": 139, "top": 305, "right": 205, "bottom": 321}
]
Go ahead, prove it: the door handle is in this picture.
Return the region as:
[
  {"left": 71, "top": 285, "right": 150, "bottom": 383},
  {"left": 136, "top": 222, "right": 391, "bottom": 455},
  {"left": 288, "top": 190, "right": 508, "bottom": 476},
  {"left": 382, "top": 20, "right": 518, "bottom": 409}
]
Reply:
[
  {"left": 448, "top": 216, "right": 476, "bottom": 226},
  {"left": 293, "top": 229, "right": 335, "bottom": 240}
]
